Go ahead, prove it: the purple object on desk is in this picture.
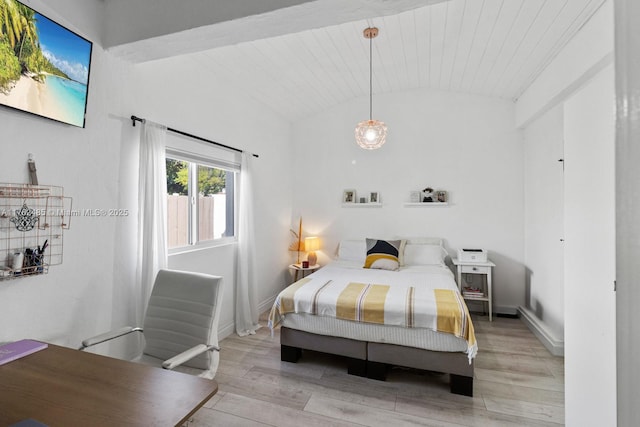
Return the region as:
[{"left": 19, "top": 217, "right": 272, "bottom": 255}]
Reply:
[
  {"left": 0, "top": 339, "right": 48, "bottom": 366},
  {"left": 10, "top": 420, "right": 49, "bottom": 427}
]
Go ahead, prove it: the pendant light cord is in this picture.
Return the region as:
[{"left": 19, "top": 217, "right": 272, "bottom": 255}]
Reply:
[{"left": 369, "top": 32, "right": 373, "bottom": 120}]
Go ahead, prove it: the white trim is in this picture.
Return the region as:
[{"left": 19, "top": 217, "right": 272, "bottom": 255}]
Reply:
[
  {"left": 166, "top": 147, "right": 240, "bottom": 171},
  {"left": 218, "top": 295, "right": 277, "bottom": 340},
  {"left": 465, "top": 303, "right": 518, "bottom": 318},
  {"left": 493, "top": 305, "right": 518, "bottom": 316},
  {"left": 518, "top": 306, "right": 564, "bottom": 356},
  {"left": 168, "top": 237, "right": 237, "bottom": 256},
  {"left": 258, "top": 295, "right": 277, "bottom": 318},
  {"left": 218, "top": 320, "right": 235, "bottom": 341}
]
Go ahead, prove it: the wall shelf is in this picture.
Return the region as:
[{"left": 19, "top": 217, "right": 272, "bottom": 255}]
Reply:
[
  {"left": 342, "top": 203, "right": 383, "bottom": 208},
  {"left": 403, "top": 202, "right": 449, "bottom": 207}
]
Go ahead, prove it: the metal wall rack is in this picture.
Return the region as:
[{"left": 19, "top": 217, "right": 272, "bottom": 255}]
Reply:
[{"left": 0, "top": 183, "right": 70, "bottom": 280}]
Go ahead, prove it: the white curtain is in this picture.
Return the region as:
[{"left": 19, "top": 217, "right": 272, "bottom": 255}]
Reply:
[
  {"left": 235, "top": 152, "right": 260, "bottom": 336},
  {"left": 136, "top": 121, "right": 168, "bottom": 324}
]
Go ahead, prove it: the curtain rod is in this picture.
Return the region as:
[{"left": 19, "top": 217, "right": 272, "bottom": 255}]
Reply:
[{"left": 130, "top": 115, "right": 259, "bottom": 158}]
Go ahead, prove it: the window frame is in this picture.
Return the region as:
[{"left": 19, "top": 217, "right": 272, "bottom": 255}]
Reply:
[{"left": 166, "top": 149, "right": 239, "bottom": 254}]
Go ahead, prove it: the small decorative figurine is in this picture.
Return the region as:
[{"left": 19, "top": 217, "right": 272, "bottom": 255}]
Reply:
[{"left": 422, "top": 187, "right": 434, "bottom": 202}]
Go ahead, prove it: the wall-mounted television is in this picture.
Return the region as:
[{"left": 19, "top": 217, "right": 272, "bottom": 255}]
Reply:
[{"left": 0, "top": 0, "right": 92, "bottom": 128}]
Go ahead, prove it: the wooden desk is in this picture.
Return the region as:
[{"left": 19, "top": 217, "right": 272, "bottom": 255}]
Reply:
[{"left": 0, "top": 343, "right": 218, "bottom": 426}]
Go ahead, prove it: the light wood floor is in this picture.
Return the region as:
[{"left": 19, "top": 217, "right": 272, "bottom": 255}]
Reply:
[{"left": 192, "top": 314, "right": 564, "bottom": 426}]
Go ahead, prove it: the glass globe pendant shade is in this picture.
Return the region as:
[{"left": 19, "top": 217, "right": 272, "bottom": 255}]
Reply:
[{"left": 355, "top": 119, "right": 387, "bottom": 150}]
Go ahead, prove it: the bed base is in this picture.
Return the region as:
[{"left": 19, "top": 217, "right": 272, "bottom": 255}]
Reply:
[{"left": 280, "top": 327, "right": 473, "bottom": 397}]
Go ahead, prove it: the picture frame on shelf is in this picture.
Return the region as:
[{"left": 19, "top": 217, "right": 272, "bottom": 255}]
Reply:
[
  {"left": 437, "top": 191, "right": 447, "bottom": 203},
  {"left": 422, "top": 187, "right": 435, "bottom": 202},
  {"left": 370, "top": 191, "right": 379, "bottom": 203},
  {"left": 409, "top": 191, "right": 421, "bottom": 203},
  {"left": 343, "top": 189, "right": 356, "bottom": 203}
]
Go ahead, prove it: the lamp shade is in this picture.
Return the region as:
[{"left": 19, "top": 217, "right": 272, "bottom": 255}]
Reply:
[
  {"left": 305, "top": 236, "right": 320, "bottom": 266},
  {"left": 304, "top": 237, "right": 320, "bottom": 252},
  {"left": 355, "top": 119, "right": 387, "bottom": 149}
]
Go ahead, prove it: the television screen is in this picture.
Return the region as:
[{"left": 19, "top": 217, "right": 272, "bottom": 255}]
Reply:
[{"left": 0, "top": 0, "right": 92, "bottom": 127}]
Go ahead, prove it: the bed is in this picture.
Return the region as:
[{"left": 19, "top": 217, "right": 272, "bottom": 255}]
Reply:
[{"left": 268, "top": 238, "right": 477, "bottom": 396}]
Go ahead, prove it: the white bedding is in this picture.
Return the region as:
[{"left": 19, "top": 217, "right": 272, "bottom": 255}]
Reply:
[{"left": 278, "top": 260, "right": 471, "bottom": 354}]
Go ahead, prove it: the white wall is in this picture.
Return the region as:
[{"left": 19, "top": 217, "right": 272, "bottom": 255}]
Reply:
[
  {"left": 521, "top": 105, "right": 565, "bottom": 352},
  {"left": 515, "top": 3, "right": 616, "bottom": 422},
  {"left": 563, "top": 64, "right": 616, "bottom": 427},
  {"left": 291, "top": 88, "right": 525, "bottom": 313},
  {"left": 0, "top": 1, "right": 136, "bottom": 348},
  {"left": 0, "top": 0, "right": 293, "bottom": 352},
  {"left": 130, "top": 55, "right": 294, "bottom": 335}
]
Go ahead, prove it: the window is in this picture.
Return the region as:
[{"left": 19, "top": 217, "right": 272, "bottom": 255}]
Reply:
[{"left": 166, "top": 154, "right": 236, "bottom": 250}]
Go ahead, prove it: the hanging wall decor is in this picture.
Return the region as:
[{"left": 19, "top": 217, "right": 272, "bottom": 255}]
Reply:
[{"left": 10, "top": 202, "right": 39, "bottom": 231}]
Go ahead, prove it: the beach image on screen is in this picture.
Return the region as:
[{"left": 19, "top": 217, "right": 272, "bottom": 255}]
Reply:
[{"left": 0, "top": 0, "right": 92, "bottom": 127}]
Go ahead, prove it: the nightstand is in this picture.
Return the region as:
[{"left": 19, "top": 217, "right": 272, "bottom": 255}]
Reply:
[
  {"left": 289, "top": 263, "right": 320, "bottom": 282},
  {"left": 451, "top": 258, "right": 495, "bottom": 321}
]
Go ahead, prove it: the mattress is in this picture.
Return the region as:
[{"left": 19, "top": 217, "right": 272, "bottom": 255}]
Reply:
[{"left": 279, "top": 260, "right": 470, "bottom": 353}]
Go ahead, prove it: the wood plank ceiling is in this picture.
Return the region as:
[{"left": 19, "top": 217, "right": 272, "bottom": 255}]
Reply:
[{"left": 182, "top": 0, "right": 606, "bottom": 122}]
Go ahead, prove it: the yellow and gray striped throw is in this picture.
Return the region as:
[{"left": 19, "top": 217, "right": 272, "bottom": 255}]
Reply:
[{"left": 268, "top": 277, "right": 477, "bottom": 362}]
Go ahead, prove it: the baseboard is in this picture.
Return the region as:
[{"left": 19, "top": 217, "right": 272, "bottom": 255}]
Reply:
[
  {"left": 494, "top": 305, "right": 519, "bottom": 316},
  {"left": 517, "top": 306, "right": 564, "bottom": 356},
  {"left": 496, "top": 312, "right": 519, "bottom": 319},
  {"left": 465, "top": 302, "right": 519, "bottom": 317},
  {"left": 259, "top": 295, "right": 276, "bottom": 316},
  {"left": 219, "top": 320, "right": 235, "bottom": 340},
  {"left": 218, "top": 295, "right": 277, "bottom": 340}
]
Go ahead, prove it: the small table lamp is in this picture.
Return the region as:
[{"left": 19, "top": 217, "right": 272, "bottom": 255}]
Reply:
[{"left": 304, "top": 236, "right": 320, "bottom": 266}]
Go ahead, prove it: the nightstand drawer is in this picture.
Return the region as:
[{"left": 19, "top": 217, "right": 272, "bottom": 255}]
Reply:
[{"left": 460, "top": 264, "right": 490, "bottom": 274}]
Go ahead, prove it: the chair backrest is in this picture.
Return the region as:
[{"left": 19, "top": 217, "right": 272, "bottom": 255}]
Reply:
[{"left": 143, "top": 269, "right": 223, "bottom": 370}]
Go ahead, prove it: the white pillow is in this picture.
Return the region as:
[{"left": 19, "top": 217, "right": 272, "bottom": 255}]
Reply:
[
  {"left": 337, "top": 240, "right": 367, "bottom": 263},
  {"left": 402, "top": 237, "right": 443, "bottom": 246},
  {"left": 394, "top": 237, "right": 444, "bottom": 266},
  {"left": 403, "top": 244, "right": 447, "bottom": 266}
]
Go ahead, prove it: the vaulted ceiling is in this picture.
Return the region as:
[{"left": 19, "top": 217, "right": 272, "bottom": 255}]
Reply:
[{"left": 111, "top": 0, "right": 607, "bottom": 122}]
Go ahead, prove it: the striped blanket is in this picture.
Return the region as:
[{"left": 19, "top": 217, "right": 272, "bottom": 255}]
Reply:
[{"left": 268, "top": 275, "right": 477, "bottom": 362}]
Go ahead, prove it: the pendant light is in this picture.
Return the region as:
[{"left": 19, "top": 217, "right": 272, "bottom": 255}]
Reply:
[{"left": 355, "top": 27, "right": 387, "bottom": 150}]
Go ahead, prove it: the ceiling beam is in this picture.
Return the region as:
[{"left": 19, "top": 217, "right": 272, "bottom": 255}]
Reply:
[{"left": 104, "top": 0, "right": 446, "bottom": 62}]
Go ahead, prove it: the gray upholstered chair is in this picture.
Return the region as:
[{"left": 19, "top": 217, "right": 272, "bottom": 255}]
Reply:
[{"left": 80, "top": 269, "right": 223, "bottom": 379}]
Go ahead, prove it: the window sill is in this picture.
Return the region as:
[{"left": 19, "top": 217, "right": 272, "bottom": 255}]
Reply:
[{"left": 168, "top": 237, "right": 237, "bottom": 256}]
